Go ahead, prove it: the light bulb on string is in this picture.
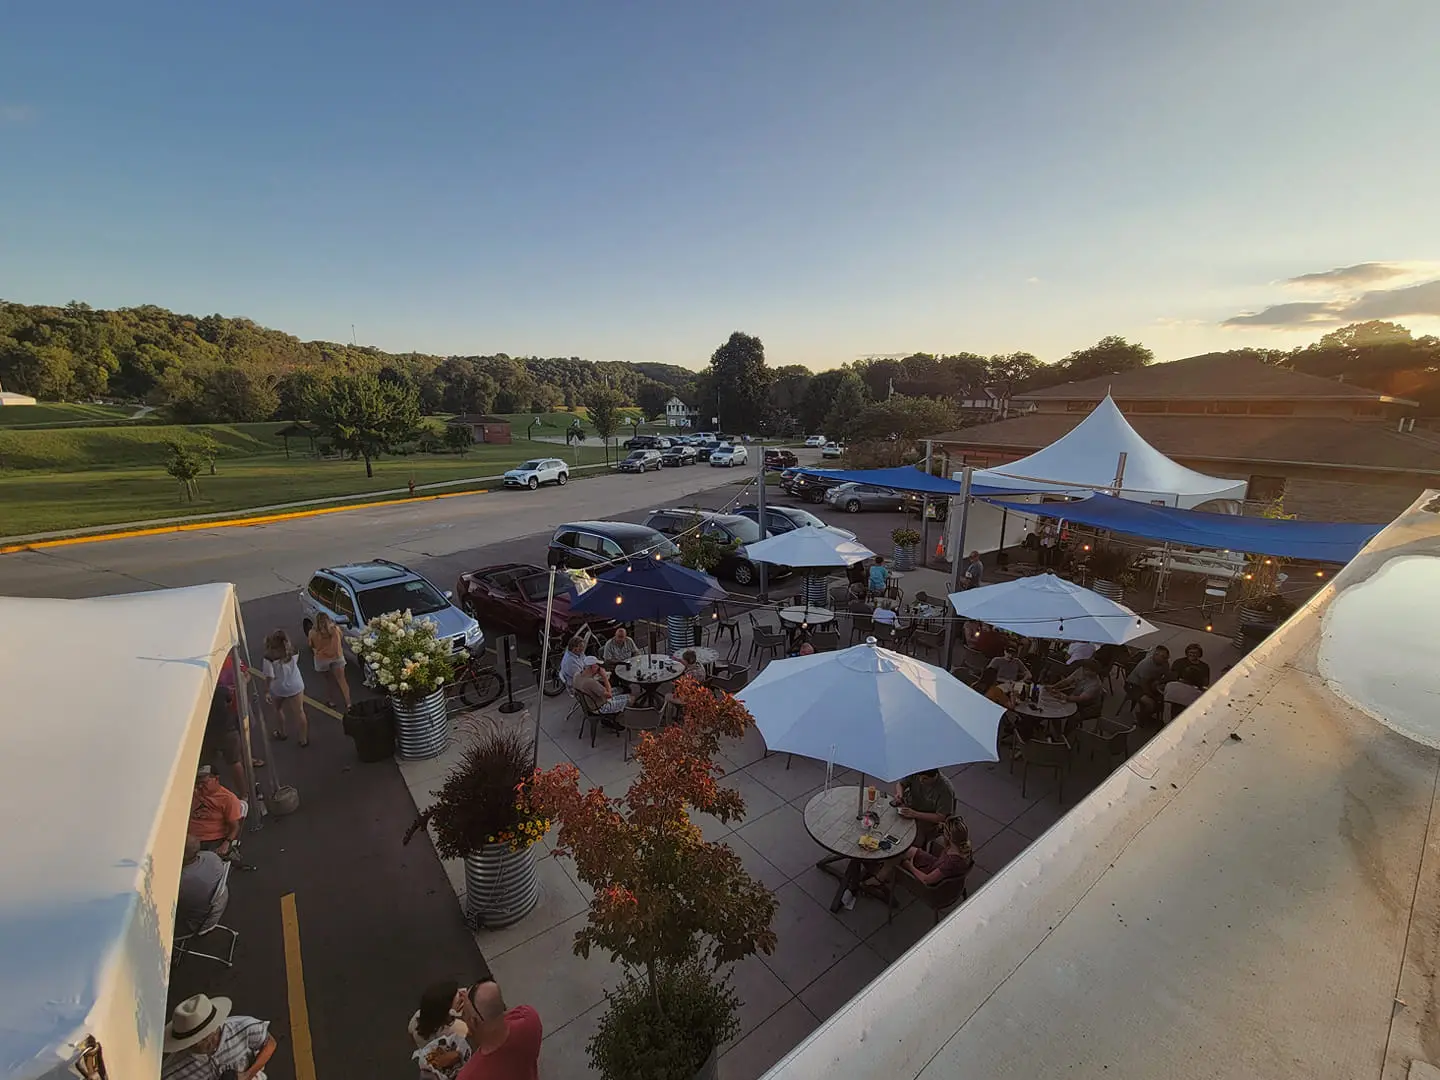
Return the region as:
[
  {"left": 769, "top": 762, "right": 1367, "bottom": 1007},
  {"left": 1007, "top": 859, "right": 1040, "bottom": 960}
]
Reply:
[{"left": 1205, "top": 623, "right": 1214, "bottom": 632}]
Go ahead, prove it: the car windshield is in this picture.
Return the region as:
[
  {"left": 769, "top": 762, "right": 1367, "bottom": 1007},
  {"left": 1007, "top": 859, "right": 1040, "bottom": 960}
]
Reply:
[
  {"left": 620, "top": 532, "right": 679, "bottom": 557},
  {"left": 519, "top": 571, "right": 588, "bottom": 602},
  {"left": 357, "top": 578, "right": 450, "bottom": 620},
  {"left": 724, "top": 517, "right": 763, "bottom": 543},
  {"left": 517, "top": 459, "right": 545, "bottom": 470},
  {"left": 785, "top": 509, "right": 826, "bottom": 529}
]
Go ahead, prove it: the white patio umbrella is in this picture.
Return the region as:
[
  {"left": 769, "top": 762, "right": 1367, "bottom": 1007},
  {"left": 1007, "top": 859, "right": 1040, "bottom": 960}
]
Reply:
[
  {"left": 744, "top": 525, "right": 875, "bottom": 607},
  {"left": 949, "top": 572, "right": 1155, "bottom": 644},
  {"left": 736, "top": 639, "right": 1003, "bottom": 789}
]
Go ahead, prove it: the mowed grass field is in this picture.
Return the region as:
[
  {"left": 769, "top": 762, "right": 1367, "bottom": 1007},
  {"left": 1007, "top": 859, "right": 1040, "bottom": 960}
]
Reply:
[
  {"left": 0, "top": 402, "right": 137, "bottom": 426},
  {"left": 0, "top": 436, "right": 611, "bottom": 537}
]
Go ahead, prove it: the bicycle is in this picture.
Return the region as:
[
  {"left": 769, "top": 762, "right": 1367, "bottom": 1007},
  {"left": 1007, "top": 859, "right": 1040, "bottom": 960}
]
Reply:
[{"left": 446, "top": 653, "right": 505, "bottom": 711}]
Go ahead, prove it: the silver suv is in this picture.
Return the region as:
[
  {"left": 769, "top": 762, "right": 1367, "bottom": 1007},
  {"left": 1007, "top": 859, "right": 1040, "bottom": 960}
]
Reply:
[{"left": 298, "top": 560, "right": 485, "bottom": 667}]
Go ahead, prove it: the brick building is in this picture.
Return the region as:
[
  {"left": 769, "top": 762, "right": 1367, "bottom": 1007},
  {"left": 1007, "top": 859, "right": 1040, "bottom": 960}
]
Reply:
[{"left": 928, "top": 354, "right": 1439, "bottom": 522}]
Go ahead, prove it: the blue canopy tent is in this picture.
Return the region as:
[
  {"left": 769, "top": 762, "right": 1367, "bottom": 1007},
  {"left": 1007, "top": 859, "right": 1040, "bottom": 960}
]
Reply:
[
  {"left": 793, "top": 465, "right": 1062, "bottom": 499},
  {"left": 986, "top": 494, "right": 1383, "bottom": 563}
]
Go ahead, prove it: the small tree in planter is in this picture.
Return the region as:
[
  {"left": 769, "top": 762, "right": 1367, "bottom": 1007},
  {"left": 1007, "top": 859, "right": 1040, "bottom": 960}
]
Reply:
[
  {"left": 531, "top": 678, "right": 778, "bottom": 1080},
  {"left": 1085, "top": 543, "right": 1135, "bottom": 601},
  {"left": 890, "top": 526, "right": 921, "bottom": 571},
  {"left": 404, "top": 723, "right": 547, "bottom": 927},
  {"left": 352, "top": 609, "right": 455, "bottom": 759}
]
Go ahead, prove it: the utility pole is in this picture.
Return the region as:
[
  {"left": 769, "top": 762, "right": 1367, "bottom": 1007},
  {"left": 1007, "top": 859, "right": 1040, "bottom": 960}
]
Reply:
[
  {"left": 756, "top": 443, "right": 769, "bottom": 600},
  {"left": 941, "top": 466, "right": 973, "bottom": 670}
]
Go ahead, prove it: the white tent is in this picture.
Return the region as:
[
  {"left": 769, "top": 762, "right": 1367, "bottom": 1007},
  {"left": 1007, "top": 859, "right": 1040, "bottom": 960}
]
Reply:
[
  {"left": 971, "top": 395, "right": 1248, "bottom": 509},
  {"left": 0, "top": 584, "right": 242, "bottom": 1080}
]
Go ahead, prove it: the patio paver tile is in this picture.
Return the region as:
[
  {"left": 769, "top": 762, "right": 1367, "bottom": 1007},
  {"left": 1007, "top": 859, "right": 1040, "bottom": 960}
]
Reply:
[
  {"left": 797, "top": 941, "right": 888, "bottom": 1023},
  {"left": 973, "top": 826, "right": 1035, "bottom": 875},
  {"left": 486, "top": 911, "right": 619, "bottom": 1032},
  {"left": 759, "top": 882, "right": 863, "bottom": 995},
  {"left": 734, "top": 804, "right": 822, "bottom": 880},
  {"left": 954, "top": 760, "right": 1052, "bottom": 825},
  {"left": 539, "top": 998, "right": 604, "bottom": 1076},
  {"left": 865, "top": 894, "right": 940, "bottom": 964},
  {"left": 725, "top": 954, "right": 797, "bottom": 1046},
  {"left": 720, "top": 834, "right": 792, "bottom": 894},
  {"left": 718, "top": 998, "right": 820, "bottom": 1080}
]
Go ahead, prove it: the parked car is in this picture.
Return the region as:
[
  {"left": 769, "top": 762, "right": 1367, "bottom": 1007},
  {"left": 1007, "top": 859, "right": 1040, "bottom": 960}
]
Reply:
[
  {"left": 548, "top": 521, "right": 679, "bottom": 571},
  {"left": 824, "top": 482, "right": 920, "bottom": 514},
  {"left": 299, "top": 560, "right": 484, "bottom": 670},
  {"left": 661, "top": 444, "right": 698, "bottom": 467},
  {"left": 733, "top": 504, "right": 857, "bottom": 541},
  {"left": 643, "top": 508, "right": 792, "bottom": 586},
  {"left": 622, "top": 434, "right": 671, "bottom": 450},
  {"left": 454, "top": 562, "right": 613, "bottom": 648},
  {"left": 502, "top": 457, "right": 569, "bottom": 490},
  {"left": 618, "top": 449, "right": 663, "bottom": 473},
  {"left": 764, "top": 448, "right": 799, "bottom": 469},
  {"left": 820, "top": 442, "right": 843, "bottom": 459},
  {"left": 804, "top": 434, "right": 826, "bottom": 448},
  {"left": 781, "top": 468, "right": 847, "bottom": 503},
  {"left": 709, "top": 444, "right": 748, "bottom": 467}
]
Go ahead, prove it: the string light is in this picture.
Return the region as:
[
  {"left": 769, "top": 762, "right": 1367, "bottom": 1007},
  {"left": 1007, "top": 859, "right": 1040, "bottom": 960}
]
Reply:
[{"left": 1205, "top": 623, "right": 1214, "bottom": 632}]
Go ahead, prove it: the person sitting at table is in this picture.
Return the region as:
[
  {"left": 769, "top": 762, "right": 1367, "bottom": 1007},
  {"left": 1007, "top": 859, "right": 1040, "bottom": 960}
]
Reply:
[
  {"left": 986, "top": 642, "right": 1031, "bottom": 684},
  {"left": 1065, "top": 640, "right": 1097, "bottom": 668},
  {"left": 1126, "top": 645, "right": 1171, "bottom": 724},
  {"left": 572, "top": 661, "right": 629, "bottom": 731},
  {"left": 891, "top": 768, "right": 956, "bottom": 849},
  {"left": 1050, "top": 659, "right": 1105, "bottom": 718},
  {"left": 559, "top": 636, "right": 592, "bottom": 688},
  {"left": 1171, "top": 642, "right": 1210, "bottom": 689},
  {"left": 601, "top": 627, "right": 642, "bottom": 666},
  {"left": 900, "top": 814, "right": 974, "bottom": 888},
  {"left": 965, "top": 620, "right": 1009, "bottom": 659}
]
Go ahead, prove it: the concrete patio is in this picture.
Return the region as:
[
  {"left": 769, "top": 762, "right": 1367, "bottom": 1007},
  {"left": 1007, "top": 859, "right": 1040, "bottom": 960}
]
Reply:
[{"left": 398, "top": 571, "right": 1238, "bottom": 1078}]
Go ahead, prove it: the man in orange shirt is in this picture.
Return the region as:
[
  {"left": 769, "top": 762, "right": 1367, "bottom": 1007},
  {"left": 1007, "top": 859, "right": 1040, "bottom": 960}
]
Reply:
[{"left": 189, "top": 766, "right": 244, "bottom": 859}]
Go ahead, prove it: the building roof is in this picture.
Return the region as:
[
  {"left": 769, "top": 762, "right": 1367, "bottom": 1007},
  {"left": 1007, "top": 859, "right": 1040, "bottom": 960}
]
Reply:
[
  {"left": 765, "top": 492, "right": 1440, "bottom": 1080},
  {"left": 1014, "top": 353, "right": 1417, "bottom": 404},
  {"left": 932, "top": 413, "right": 1440, "bottom": 474},
  {"left": 446, "top": 413, "right": 511, "bottom": 425}
]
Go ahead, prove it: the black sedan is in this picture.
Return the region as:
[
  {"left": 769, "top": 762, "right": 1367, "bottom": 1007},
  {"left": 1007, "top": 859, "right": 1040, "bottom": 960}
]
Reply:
[{"left": 661, "top": 444, "right": 698, "bottom": 467}]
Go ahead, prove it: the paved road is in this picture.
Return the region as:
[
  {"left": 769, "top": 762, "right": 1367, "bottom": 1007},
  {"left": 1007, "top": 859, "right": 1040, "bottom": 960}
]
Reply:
[{"left": 0, "top": 459, "right": 774, "bottom": 600}]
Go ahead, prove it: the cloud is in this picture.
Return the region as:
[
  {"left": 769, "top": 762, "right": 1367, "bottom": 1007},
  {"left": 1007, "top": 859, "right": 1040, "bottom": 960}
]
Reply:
[
  {"left": 1224, "top": 277, "right": 1440, "bottom": 328},
  {"left": 0, "top": 104, "right": 35, "bottom": 125},
  {"left": 1025, "top": 276, "right": 1042, "bottom": 285},
  {"left": 1283, "top": 262, "right": 1410, "bottom": 289}
]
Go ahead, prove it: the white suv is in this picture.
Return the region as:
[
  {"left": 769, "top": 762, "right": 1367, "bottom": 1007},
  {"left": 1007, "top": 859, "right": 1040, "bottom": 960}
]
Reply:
[
  {"left": 709, "top": 444, "right": 748, "bottom": 467},
  {"left": 804, "top": 434, "right": 826, "bottom": 448},
  {"left": 502, "top": 457, "right": 568, "bottom": 490}
]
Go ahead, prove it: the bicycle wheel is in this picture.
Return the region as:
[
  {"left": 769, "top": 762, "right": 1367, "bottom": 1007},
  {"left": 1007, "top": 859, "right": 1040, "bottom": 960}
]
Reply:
[{"left": 460, "top": 668, "right": 504, "bottom": 708}]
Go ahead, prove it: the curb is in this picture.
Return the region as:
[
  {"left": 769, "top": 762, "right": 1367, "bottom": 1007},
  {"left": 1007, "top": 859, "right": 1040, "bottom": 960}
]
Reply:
[{"left": 0, "top": 485, "right": 494, "bottom": 555}]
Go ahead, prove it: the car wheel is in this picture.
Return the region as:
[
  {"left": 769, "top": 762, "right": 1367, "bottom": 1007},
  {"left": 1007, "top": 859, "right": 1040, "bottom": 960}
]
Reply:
[
  {"left": 528, "top": 476, "right": 539, "bottom": 490},
  {"left": 845, "top": 500, "right": 861, "bottom": 513},
  {"left": 557, "top": 471, "right": 568, "bottom": 485},
  {"left": 732, "top": 560, "right": 755, "bottom": 586}
]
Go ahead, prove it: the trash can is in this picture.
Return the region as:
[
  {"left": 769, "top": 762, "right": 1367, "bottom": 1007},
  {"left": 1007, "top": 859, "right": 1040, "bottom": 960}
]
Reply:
[{"left": 343, "top": 698, "right": 396, "bottom": 763}]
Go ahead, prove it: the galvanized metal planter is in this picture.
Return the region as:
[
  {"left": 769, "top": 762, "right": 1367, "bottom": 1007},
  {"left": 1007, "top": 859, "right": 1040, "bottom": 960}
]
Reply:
[
  {"left": 801, "top": 573, "right": 830, "bottom": 606},
  {"left": 692, "top": 1045, "right": 718, "bottom": 1080},
  {"left": 891, "top": 544, "right": 918, "bottom": 572},
  {"left": 667, "top": 614, "right": 699, "bottom": 654},
  {"left": 392, "top": 688, "right": 448, "bottom": 760},
  {"left": 1091, "top": 578, "right": 1125, "bottom": 605},
  {"left": 464, "top": 843, "right": 540, "bottom": 929}
]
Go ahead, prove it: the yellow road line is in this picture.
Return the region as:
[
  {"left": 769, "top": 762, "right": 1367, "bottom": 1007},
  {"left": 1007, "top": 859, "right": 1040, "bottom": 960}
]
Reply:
[
  {"left": 0, "top": 486, "right": 490, "bottom": 554},
  {"left": 280, "top": 892, "right": 319, "bottom": 1080}
]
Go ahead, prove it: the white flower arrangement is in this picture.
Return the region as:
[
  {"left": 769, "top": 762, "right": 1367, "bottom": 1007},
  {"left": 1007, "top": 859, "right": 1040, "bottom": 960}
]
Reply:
[{"left": 351, "top": 608, "right": 455, "bottom": 700}]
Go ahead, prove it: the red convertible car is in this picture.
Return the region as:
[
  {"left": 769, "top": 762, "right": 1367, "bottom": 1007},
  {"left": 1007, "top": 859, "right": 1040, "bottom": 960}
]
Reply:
[{"left": 454, "top": 562, "right": 613, "bottom": 648}]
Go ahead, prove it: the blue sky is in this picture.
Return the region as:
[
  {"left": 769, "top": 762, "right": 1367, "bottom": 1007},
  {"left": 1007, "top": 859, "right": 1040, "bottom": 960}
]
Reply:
[{"left": 2, "top": 1, "right": 1437, "bottom": 370}]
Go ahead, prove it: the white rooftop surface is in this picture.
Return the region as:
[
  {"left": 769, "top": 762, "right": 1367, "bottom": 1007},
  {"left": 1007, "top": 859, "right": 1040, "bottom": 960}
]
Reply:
[
  {"left": 766, "top": 490, "right": 1440, "bottom": 1080},
  {"left": 0, "top": 584, "right": 239, "bottom": 1080},
  {"left": 972, "top": 394, "right": 1249, "bottom": 508}
]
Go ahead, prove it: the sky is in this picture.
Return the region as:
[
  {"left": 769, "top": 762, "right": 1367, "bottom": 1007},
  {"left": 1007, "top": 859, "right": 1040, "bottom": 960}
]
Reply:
[{"left": 2, "top": 1, "right": 1437, "bottom": 371}]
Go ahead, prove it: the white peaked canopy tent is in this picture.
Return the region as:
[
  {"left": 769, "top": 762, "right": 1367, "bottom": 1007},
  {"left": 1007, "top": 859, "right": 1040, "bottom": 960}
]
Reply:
[
  {"left": 971, "top": 395, "right": 1248, "bottom": 509},
  {"left": 0, "top": 584, "right": 242, "bottom": 1080}
]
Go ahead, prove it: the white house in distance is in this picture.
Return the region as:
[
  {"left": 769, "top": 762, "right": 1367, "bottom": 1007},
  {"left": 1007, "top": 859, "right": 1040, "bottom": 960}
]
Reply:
[
  {"left": 0, "top": 379, "right": 37, "bottom": 406},
  {"left": 664, "top": 396, "right": 699, "bottom": 428}
]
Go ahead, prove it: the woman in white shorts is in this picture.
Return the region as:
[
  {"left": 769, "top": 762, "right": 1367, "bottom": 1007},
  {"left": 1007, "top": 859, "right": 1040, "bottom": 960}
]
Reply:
[
  {"left": 254, "top": 629, "right": 309, "bottom": 746},
  {"left": 307, "top": 612, "right": 351, "bottom": 712}
]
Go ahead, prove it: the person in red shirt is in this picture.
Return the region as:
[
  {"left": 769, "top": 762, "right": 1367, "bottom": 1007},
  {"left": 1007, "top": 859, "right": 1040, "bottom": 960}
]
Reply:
[{"left": 456, "top": 980, "right": 541, "bottom": 1080}]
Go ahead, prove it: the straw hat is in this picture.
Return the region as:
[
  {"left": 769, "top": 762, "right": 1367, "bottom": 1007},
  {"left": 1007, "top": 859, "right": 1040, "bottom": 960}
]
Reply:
[{"left": 164, "top": 994, "right": 231, "bottom": 1052}]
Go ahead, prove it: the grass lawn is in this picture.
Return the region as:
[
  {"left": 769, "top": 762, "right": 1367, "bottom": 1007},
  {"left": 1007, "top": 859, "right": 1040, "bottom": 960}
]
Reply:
[
  {"left": 0, "top": 421, "right": 292, "bottom": 471},
  {"left": 0, "top": 445, "right": 611, "bottom": 537},
  {"left": 0, "top": 402, "right": 138, "bottom": 427}
]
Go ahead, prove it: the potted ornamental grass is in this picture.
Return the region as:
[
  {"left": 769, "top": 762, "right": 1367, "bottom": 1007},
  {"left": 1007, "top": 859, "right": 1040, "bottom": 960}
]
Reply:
[
  {"left": 1086, "top": 544, "right": 1135, "bottom": 603},
  {"left": 530, "top": 678, "right": 778, "bottom": 1080},
  {"left": 405, "top": 723, "right": 546, "bottom": 928},
  {"left": 890, "top": 526, "right": 921, "bottom": 571},
  {"left": 352, "top": 609, "right": 455, "bottom": 759}
]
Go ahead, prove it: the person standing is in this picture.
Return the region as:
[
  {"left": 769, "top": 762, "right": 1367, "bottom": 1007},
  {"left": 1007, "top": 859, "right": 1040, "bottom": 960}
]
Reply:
[
  {"left": 963, "top": 551, "right": 984, "bottom": 589},
  {"left": 456, "top": 979, "right": 542, "bottom": 1080},
  {"left": 161, "top": 994, "right": 276, "bottom": 1080},
  {"left": 867, "top": 556, "right": 889, "bottom": 596},
  {"left": 252, "top": 629, "right": 308, "bottom": 746},
  {"left": 308, "top": 612, "right": 351, "bottom": 713}
]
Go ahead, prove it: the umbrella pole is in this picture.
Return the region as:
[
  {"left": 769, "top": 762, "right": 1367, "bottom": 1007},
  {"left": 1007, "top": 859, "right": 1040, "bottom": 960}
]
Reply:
[
  {"left": 530, "top": 564, "right": 558, "bottom": 772},
  {"left": 941, "top": 466, "right": 974, "bottom": 669},
  {"left": 857, "top": 773, "right": 866, "bottom": 819}
]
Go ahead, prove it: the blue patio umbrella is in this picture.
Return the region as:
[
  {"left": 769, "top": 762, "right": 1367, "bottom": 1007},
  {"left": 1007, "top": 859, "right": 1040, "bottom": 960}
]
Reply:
[{"left": 569, "top": 556, "right": 728, "bottom": 625}]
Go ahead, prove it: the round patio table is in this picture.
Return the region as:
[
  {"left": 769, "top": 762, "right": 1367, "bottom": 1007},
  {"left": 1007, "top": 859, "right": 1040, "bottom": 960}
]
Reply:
[
  {"left": 803, "top": 785, "right": 917, "bottom": 913},
  {"left": 674, "top": 645, "right": 719, "bottom": 670},
  {"left": 778, "top": 605, "right": 835, "bottom": 647},
  {"left": 615, "top": 654, "right": 686, "bottom": 709},
  {"left": 1003, "top": 682, "right": 1078, "bottom": 737}
]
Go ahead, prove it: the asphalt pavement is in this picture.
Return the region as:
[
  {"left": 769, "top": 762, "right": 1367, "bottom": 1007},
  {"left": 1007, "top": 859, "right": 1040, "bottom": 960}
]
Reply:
[{"left": 10, "top": 453, "right": 928, "bottom": 1079}]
